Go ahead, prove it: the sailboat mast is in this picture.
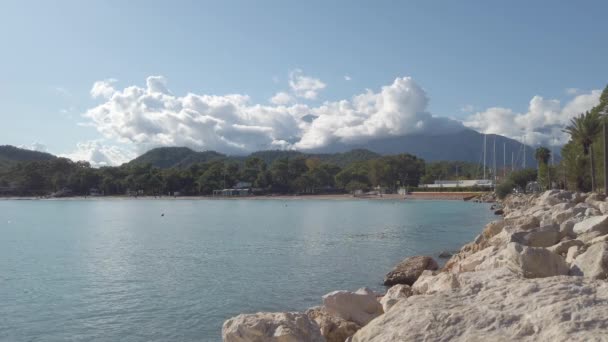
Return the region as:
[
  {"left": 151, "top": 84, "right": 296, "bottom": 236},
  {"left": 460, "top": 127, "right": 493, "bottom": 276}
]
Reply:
[
  {"left": 493, "top": 137, "right": 496, "bottom": 185},
  {"left": 503, "top": 142, "right": 506, "bottom": 178},
  {"left": 523, "top": 135, "right": 526, "bottom": 169},
  {"left": 483, "top": 134, "right": 487, "bottom": 180},
  {"left": 512, "top": 152, "right": 514, "bottom": 172}
]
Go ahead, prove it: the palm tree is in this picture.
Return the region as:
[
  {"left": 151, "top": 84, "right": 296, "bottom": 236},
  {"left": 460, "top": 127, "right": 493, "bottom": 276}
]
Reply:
[
  {"left": 535, "top": 146, "right": 551, "bottom": 189},
  {"left": 564, "top": 111, "right": 602, "bottom": 191}
]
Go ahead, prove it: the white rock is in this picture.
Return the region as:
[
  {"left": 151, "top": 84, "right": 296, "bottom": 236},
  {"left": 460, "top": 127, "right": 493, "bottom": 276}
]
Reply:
[
  {"left": 536, "top": 190, "right": 563, "bottom": 206},
  {"left": 322, "top": 288, "right": 383, "bottom": 326},
  {"left": 578, "top": 230, "right": 607, "bottom": 243},
  {"left": 380, "top": 285, "right": 412, "bottom": 312},
  {"left": 590, "top": 234, "right": 608, "bottom": 244},
  {"left": 559, "top": 217, "right": 583, "bottom": 239},
  {"left": 349, "top": 272, "right": 608, "bottom": 342},
  {"left": 552, "top": 207, "right": 586, "bottom": 224},
  {"left": 573, "top": 215, "right": 608, "bottom": 236},
  {"left": 412, "top": 270, "right": 460, "bottom": 295},
  {"left": 452, "top": 246, "right": 498, "bottom": 273},
  {"left": 551, "top": 202, "right": 574, "bottom": 213},
  {"left": 585, "top": 208, "right": 601, "bottom": 217},
  {"left": 305, "top": 307, "right": 360, "bottom": 342},
  {"left": 477, "top": 243, "right": 569, "bottom": 278},
  {"left": 570, "top": 242, "right": 608, "bottom": 279},
  {"left": 512, "top": 225, "right": 560, "bottom": 247},
  {"left": 547, "top": 239, "right": 584, "bottom": 255},
  {"left": 585, "top": 193, "right": 606, "bottom": 206},
  {"left": 222, "top": 312, "right": 324, "bottom": 342},
  {"left": 566, "top": 245, "right": 582, "bottom": 263}
]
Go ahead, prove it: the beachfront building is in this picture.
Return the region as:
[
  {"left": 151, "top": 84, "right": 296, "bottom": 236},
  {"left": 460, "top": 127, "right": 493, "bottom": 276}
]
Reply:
[
  {"left": 213, "top": 181, "right": 252, "bottom": 197},
  {"left": 421, "top": 179, "right": 495, "bottom": 189}
]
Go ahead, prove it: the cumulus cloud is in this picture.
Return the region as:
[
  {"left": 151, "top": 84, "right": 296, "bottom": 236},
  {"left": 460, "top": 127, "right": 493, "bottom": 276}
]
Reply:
[
  {"left": 81, "top": 74, "right": 599, "bottom": 163},
  {"left": 90, "top": 78, "right": 117, "bottom": 99},
  {"left": 82, "top": 75, "right": 461, "bottom": 157},
  {"left": 464, "top": 90, "right": 601, "bottom": 146},
  {"left": 460, "top": 104, "right": 475, "bottom": 113},
  {"left": 269, "top": 92, "right": 294, "bottom": 105},
  {"left": 60, "top": 140, "right": 135, "bottom": 167},
  {"left": 295, "top": 77, "right": 463, "bottom": 149},
  {"left": 344, "top": 75, "right": 352, "bottom": 81},
  {"left": 19, "top": 142, "right": 47, "bottom": 152},
  {"left": 289, "top": 69, "right": 326, "bottom": 99}
]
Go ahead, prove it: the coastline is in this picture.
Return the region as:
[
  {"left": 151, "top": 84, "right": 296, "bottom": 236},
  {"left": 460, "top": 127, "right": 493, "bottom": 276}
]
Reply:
[
  {"left": 0, "top": 192, "right": 489, "bottom": 201},
  {"left": 222, "top": 190, "right": 608, "bottom": 341}
]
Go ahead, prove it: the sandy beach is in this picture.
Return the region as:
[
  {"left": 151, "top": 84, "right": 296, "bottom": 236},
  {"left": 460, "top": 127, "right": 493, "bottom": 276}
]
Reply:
[{"left": 0, "top": 192, "right": 489, "bottom": 201}]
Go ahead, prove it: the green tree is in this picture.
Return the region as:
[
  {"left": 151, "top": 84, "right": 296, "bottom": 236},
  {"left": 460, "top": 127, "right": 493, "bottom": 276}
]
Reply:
[
  {"left": 564, "top": 111, "right": 601, "bottom": 191},
  {"left": 534, "top": 146, "right": 551, "bottom": 189}
]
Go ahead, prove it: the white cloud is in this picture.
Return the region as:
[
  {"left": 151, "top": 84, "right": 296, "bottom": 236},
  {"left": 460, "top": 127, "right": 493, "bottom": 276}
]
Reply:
[
  {"left": 269, "top": 92, "right": 294, "bottom": 105},
  {"left": 288, "top": 69, "right": 326, "bottom": 100},
  {"left": 565, "top": 88, "right": 580, "bottom": 95},
  {"left": 460, "top": 104, "right": 475, "bottom": 113},
  {"left": 90, "top": 78, "right": 117, "bottom": 99},
  {"left": 464, "top": 90, "right": 601, "bottom": 146},
  {"left": 18, "top": 142, "right": 47, "bottom": 152},
  {"left": 60, "top": 140, "right": 135, "bottom": 167},
  {"left": 295, "top": 77, "right": 462, "bottom": 149},
  {"left": 82, "top": 74, "right": 600, "bottom": 158},
  {"left": 83, "top": 75, "right": 461, "bottom": 155},
  {"left": 344, "top": 75, "right": 352, "bottom": 81}
]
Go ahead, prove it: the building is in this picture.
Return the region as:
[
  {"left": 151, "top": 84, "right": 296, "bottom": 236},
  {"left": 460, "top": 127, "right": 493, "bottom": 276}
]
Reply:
[
  {"left": 212, "top": 181, "right": 252, "bottom": 197},
  {"left": 421, "top": 179, "right": 494, "bottom": 189}
]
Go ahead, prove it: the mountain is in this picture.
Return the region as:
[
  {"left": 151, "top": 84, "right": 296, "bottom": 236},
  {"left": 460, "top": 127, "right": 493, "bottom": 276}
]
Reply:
[
  {"left": 312, "top": 129, "right": 541, "bottom": 167},
  {"left": 127, "top": 130, "right": 541, "bottom": 169},
  {"left": 0, "top": 145, "right": 56, "bottom": 169},
  {"left": 248, "top": 149, "right": 381, "bottom": 167},
  {"left": 126, "top": 147, "right": 226, "bottom": 168},
  {"left": 129, "top": 147, "right": 381, "bottom": 169}
]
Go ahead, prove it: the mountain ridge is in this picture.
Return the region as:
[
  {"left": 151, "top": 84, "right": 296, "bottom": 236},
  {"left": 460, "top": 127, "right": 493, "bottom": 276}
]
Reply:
[{"left": 1, "top": 129, "right": 544, "bottom": 170}]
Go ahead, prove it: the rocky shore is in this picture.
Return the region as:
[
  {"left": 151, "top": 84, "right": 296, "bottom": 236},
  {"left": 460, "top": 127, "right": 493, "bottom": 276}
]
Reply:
[{"left": 222, "top": 190, "right": 608, "bottom": 341}]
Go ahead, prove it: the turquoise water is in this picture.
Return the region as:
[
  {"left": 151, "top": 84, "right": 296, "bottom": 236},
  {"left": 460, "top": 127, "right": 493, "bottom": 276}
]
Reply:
[{"left": 0, "top": 199, "right": 494, "bottom": 341}]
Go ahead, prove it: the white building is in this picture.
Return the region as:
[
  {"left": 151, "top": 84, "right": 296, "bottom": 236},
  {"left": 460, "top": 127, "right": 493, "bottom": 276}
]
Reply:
[{"left": 421, "top": 179, "right": 494, "bottom": 188}]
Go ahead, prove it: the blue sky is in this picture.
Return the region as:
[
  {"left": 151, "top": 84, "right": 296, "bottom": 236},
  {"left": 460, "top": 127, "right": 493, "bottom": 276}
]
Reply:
[{"left": 1, "top": 0, "right": 607, "bottom": 164}]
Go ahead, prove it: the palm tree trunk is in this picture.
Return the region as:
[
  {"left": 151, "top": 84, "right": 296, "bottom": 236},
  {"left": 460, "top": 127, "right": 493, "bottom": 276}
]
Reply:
[{"left": 590, "top": 144, "right": 596, "bottom": 192}]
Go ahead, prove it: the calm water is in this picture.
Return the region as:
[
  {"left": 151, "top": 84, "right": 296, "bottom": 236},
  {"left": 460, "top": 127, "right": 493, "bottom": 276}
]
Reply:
[{"left": 0, "top": 199, "right": 494, "bottom": 341}]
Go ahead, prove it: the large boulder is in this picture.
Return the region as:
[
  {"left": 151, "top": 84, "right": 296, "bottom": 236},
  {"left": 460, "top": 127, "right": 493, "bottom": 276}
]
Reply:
[
  {"left": 547, "top": 239, "right": 584, "bottom": 255},
  {"left": 570, "top": 242, "right": 608, "bottom": 279},
  {"left": 451, "top": 246, "right": 498, "bottom": 273},
  {"left": 477, "top": 243, "right": 569, "bottom": 278},
  {"left": 573, "top": 215, "right": 608, "bottom": 236},
  {"left": 379, "top": 284, "right": 413, "bottom": 312},
  {"left": 322, "top": 288, "right": 383, "bottom": 326},
  {"left": 551, "top": 207, "right": 585, "bottom": 225},
  {"left": 412, "top": 270, "right": 460, "bottom": 295},
  {"left": 559, "top": 217, "right": 584, "bottom": 239},
  {"left": 305, "top": 307, "right": 360, "bottom": 342},
  {"left": 349, "top": 272, "right": 608, "bottom": 342},
  {"left": 383, "top": 256, "right": 438, "bottom": 286},
  {"left": 222, "top": 312, "right": 324, "bottom": 342},
  {"left": 536, "top": 189, "right": 570, "bottom": 206},
  {"left": 510, "top": 225, "right": 560, "bottom": 247}
]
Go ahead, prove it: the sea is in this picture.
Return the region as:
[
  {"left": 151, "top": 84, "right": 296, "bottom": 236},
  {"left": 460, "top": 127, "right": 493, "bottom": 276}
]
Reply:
[{"left": 0, "top": 198, "right": 495, "bottom": 341}]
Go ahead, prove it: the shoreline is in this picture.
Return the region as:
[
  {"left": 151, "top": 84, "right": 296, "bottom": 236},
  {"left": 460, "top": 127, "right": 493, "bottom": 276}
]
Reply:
[
  {"left": 0, "top": 192, "right": 489, "bottom": 202},
  {"left": 223, "top": 190, "right": 608, "bottom": 341}
]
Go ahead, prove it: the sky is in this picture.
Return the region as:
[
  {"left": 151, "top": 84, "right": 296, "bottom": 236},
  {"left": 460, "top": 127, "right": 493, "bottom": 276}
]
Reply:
[{"left": 1, "top": 0, "right": 607, "bottom": 166}]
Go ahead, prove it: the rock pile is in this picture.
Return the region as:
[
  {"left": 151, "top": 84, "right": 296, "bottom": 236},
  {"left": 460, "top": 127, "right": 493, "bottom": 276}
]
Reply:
[{"left": 223, "top": 190, "right": 608, "bottom": 341}]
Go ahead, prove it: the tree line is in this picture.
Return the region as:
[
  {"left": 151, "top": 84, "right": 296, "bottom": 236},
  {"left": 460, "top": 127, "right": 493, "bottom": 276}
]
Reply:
[{"left": 0, "top": 153, "right": 427, "bottom": 196}]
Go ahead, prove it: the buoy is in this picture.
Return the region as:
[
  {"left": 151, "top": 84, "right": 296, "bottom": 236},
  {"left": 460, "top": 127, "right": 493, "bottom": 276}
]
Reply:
[{"left": 161, "top": 213, "right": 165, "bottom": 217}]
